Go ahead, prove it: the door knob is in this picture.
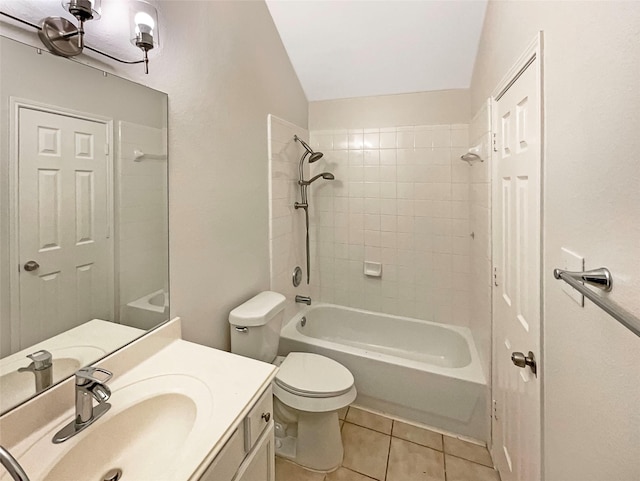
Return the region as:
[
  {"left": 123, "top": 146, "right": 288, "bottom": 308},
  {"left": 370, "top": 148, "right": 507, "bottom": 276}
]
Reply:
[
  {"left": 511, "top": 351, "right": 537, "bottom": 376},
  {"left": 23, "top": 260, "right": 40, "bottom": 272}
]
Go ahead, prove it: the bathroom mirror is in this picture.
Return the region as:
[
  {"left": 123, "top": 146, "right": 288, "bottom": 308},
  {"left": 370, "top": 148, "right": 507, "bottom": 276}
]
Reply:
[{"left": 0, "top": 36, "right": 169, "bottom": 414}]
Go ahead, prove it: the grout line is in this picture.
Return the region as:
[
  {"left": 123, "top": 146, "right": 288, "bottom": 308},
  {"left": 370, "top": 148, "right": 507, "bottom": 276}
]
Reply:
[
  {"left": 444, "top": 453, "right": 497, "bottom": 470},
  {"left": 444, "top": 450, "right": 449, "bottom": 481},
  {"left": 384, "top": 430, "right": 392, "bottom": 481},
  {"left": 392, "top": 433, "right": 444, "bottom": 453},
  {"left": 342, "top": 467, "right": 379, "bottom": 481},
  {"left": 344, "top": 407, "right": 394, "bottom": 435}
]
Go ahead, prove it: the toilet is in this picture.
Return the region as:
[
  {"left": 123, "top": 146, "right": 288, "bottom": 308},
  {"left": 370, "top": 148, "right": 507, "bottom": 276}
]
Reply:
[{"left": 229, "top": 291, "right": 356, "bottom": 472}]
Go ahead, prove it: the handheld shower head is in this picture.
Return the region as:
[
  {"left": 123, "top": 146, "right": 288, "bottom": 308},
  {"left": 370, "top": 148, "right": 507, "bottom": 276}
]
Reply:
[
  {"left": 294, "top": 135, "right": 324, "bottom": 163},
  {"left": 299, "top": 172, "right": 335, "bottom": 185}
]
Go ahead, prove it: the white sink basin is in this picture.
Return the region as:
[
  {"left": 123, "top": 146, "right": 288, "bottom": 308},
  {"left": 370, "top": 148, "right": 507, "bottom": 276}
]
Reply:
[{"left": 12, "top": 374, "right": 213, "bottom": 481}]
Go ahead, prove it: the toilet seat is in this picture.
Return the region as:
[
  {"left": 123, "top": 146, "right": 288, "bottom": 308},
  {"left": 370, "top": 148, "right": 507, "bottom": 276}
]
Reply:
[
  {"left": 276, "top": 352, "right": 354, "bottom": 398},
  {"left": 273, "top": 352, "right": 357, "bottom": 412}
]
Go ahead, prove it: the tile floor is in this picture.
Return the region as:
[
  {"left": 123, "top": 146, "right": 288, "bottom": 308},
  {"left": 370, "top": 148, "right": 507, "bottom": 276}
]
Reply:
[{"left": 275, "top": 406, "right": 501, "bottom": 481}]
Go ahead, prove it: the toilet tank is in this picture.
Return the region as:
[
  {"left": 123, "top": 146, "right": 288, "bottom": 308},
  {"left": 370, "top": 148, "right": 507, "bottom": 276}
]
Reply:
[{"left": 228, "top": 291, "right": 286, "bottom": 362}]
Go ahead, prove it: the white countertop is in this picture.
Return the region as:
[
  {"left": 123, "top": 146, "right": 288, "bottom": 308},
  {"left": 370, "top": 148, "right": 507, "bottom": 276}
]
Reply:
[{"left": 0, "top": 318, "right": 277, "bottom": 481}]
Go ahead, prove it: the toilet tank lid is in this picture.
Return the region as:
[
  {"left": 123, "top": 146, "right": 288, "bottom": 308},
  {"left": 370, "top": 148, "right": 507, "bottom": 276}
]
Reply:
[{"left": 229, "top": 291, "right": 286, "bottom": 327}]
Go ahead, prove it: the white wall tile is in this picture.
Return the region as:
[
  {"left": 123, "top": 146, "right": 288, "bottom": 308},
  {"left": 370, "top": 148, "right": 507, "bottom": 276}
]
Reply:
[
  {"left": 396, "top": 129, "right": 415, "bottom": 149},
  {"left": 379, "top": 129, "right": 397, "bottom": 149},
  {"left": 364, "top": 131, "right": 380, "bottom": 149},
  {"left": 348, "top": 129, "right": 364, "bottom": 150},
  {"left": 414, "top": 127, "right": 434, "bottom": 148},
  {"left": 380, "top": 149, "right": 397, "bottom": 165},
  {"left": 310, "top": 122, "right": 470, "bottom": 326},
  {"left": 433, "top": 126, "right": 451, "bottom": 148}
]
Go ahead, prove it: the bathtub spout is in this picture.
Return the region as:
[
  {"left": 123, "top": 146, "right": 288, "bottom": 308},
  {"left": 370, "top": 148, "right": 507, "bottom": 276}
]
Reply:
[{"left": 295, "top": 295, "right": 312, "bottom": 305}]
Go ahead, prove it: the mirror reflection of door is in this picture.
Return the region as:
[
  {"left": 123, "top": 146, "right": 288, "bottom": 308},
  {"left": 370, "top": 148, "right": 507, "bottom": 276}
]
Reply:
[{"left": 17, "top": 106, "right": 113, "bottom": 350}]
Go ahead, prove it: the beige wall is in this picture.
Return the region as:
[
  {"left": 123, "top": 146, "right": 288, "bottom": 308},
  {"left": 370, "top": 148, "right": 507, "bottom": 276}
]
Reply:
[
  {"left": 1, "top": 1, "right": 308, "bottom": 350},
  {"left": 129, "top": 1, "right": 308, "bottom": 350},
  {"left": 309, "top": 89, "right": 470, "bottom": 131},
  {"left": 471, "top": 2, "right": 640, "bottom": 480}
]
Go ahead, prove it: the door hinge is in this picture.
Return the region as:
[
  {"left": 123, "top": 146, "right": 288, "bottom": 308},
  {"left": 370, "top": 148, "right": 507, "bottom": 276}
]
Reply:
[
  {"left": 493, "top": 266, "right": 499, "bottom": 287},
  {"left": 493, "top": 399, "right": 498, "bottom": 420},
  {"left": 492, "top": 132, "right": 498, "bottom": 152},
  {"left": 104, "top": 143, "right": 109, "bottom": 155}
]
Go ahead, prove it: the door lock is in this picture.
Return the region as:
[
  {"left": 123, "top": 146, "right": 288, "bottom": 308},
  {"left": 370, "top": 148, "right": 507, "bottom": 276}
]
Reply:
[
  {"left": 23, "top": 260, "right": 40, "bottom": 272},
  {"left": 511, "top": 351, "right": 537, "bottom": 376}
]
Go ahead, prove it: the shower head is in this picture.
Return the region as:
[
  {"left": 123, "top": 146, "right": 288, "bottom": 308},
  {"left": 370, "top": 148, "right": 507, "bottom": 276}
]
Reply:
[
  {"left": 299, "top": 172, "right": 335, "bottom": 186},
  {"left": 309, "top": 151, "right": 324, "bottom": 162},
  {"left": 294, "top": 135, "right": 324, "bottom": 163}
]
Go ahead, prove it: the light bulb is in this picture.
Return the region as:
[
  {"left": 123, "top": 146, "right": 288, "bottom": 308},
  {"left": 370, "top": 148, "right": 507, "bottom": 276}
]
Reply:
[{"left": 134, "top": 11, "right": 154, "bottom": 34}]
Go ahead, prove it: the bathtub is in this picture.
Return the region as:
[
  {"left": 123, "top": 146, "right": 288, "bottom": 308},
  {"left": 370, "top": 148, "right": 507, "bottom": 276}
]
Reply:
[
  {"left": 279, "top": 303, "right": 488, "bottom": 441},
  {"left": 125, "top": 289, "right": 169, "bottom": 330}
]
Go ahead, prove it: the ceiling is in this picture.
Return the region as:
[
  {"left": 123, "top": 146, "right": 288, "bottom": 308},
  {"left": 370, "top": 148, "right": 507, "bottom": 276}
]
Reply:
[{"left": 266, "top": 0, "right": 488, "bottom": 101}]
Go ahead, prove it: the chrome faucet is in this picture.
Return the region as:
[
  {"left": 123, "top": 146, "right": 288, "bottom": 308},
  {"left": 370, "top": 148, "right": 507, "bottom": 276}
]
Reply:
[
  {"left": 295, "top": 295, "right": 312, "bottom": 305},
  {"left": 0, "top": 446, "right": 30, "bottom": 481},
  {"left": 52, "top": 367, "right": 113, "bottom": 443},
  {"left": 18, "top": 350, "right": 52, "bottom": 393}
]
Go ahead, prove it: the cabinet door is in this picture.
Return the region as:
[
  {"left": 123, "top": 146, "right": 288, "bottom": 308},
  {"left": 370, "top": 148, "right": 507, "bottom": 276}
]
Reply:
[
  {"left": 199, "top": 428, "right": 245, "bottom": 481},
  {"left": 234, "top": 423, "right": 274, "bottom": 481}
]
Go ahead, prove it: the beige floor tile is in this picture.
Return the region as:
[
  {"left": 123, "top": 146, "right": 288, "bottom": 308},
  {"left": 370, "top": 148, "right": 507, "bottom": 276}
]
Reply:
[
  {"left": 326, "top": 467, "right": 376, "bottom": 481},
  {"left": 386, "top": 437, "right": 445, "bottom": 481},
  {"left": 338, "top": 406, "right": 349, "bottom": 420},
  {"left": 346, "top": 407, "right": 393, "bottom": 434},
  {"left": 275, "top": 457, "right": 326, "bottom": 481},
  {"left": 342, "top": 423, "right": 391, "bottom": 481},
  {"left": 443, "top": 436, "right": 493, "bottom": 467},
  {"left": 445, "top": 454, "right": 501, "bottom": 481},
  {"left": 392, "top": 420, "right": 443, "bottom": 451}
]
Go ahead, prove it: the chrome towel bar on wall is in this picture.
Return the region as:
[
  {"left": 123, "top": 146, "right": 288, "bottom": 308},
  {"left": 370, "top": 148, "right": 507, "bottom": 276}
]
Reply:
[{"left": 553, "top": 267, "right": 640, "bottom": 338}]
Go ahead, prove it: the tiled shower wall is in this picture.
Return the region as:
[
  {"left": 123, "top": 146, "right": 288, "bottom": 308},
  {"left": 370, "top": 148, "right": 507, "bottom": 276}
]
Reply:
[
  {"left": 117, "top": 121, "right": 168, "bottom": 327},
  {"left": 268, "top": 115, "right": 313, "bottom": 321},
  {"left": 468, "top": 102, "right": 493, "bottom": 379},
  {"left": 308, "top": 125, "right": 472, "bottom": 326}
]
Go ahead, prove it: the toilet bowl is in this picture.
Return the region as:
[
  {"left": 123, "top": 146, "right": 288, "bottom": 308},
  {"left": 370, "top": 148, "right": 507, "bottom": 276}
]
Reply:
[{"left": 229, "top": 292, "right": 356, "bottom": 471}]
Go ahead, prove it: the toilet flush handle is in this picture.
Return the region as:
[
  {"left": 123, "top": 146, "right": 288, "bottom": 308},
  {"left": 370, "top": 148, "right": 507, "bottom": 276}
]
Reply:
[{"left": 235, "top": 326, "right": 248, "bottom": 333}]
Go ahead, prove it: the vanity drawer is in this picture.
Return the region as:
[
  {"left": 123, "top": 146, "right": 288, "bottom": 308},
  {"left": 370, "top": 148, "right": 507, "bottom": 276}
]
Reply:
[{"left": 243, "top": 386, "right": 273, "bottom": 452}]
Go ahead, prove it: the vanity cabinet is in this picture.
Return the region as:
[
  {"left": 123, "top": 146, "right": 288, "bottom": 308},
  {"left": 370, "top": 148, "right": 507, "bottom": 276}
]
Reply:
[{"left": 199, "top": 386, "right": 274, "bottom": 481}]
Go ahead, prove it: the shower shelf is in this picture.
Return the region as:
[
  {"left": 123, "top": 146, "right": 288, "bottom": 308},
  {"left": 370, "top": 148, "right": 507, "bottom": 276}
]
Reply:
[
  {"left": 460, "top": 146, "right": 484, "bottom": 165},
  {"left": 553, "top": 267, "right": 640, "bottom": 338}
]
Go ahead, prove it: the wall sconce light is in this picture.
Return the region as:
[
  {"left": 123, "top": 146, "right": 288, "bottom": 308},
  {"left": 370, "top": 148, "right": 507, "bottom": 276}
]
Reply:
[
  {"left": 38, "top": 0, "right": 102, "bottom": 57},
  {"left": 130, "top": 1, "right": 160, "bottom": 74},
  {"left": 0, "top": 0, "right": 160, "bottom": 74}
]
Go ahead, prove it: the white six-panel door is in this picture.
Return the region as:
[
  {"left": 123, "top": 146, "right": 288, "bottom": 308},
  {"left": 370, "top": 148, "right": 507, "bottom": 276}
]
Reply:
[
  {"left": 491, "top": 46, "right": 542, "bottom": 481},
  {"left": 18, "top": 107, "right": 112, "bottom": 349}
]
